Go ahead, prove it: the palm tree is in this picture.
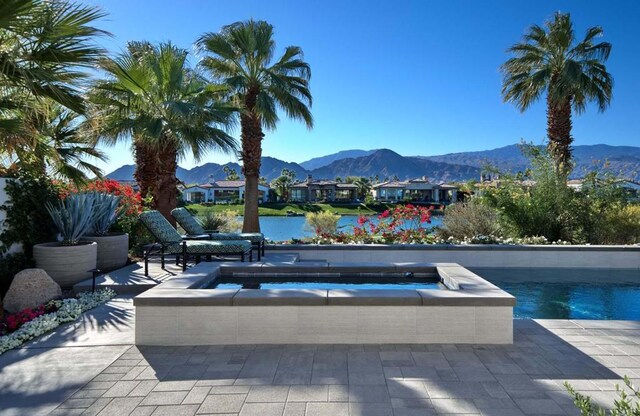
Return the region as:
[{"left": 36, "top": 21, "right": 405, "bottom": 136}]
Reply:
[
  {"left": 501, "top": 12, "right": 613, "bottom": 175},
  {"left": 197, "top": 20, "right": 313, "bottom": 232},
  {"left": 0, "top": 0, "right": 107, "bottom": 179},
  {"left": 346, "top": 176, "right": 372, "bottom": 200},
  {"left": 4, "top": 101, "right": 106, "bottom": 184},
  {"left": 0, "top": 0, "right": 107, "bottom": 118},
  {"left": 88, "top": 42, "right": 237, "bottom": 221}
]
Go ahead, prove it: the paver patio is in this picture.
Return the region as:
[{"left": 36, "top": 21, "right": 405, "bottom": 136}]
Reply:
[{"left": 1, "top": 259, "right": 640, "bottom": 415}]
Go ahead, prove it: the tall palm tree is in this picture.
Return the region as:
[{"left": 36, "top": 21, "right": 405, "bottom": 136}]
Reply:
[
  {"left": 501, "top": 12, "right": 613, "bottom": 175},
  {"left": 0, "top": 0, "right": 107, "bottom": 178},
  {"left": 0, "top": 0, "right": 107, "bottom": 118},
  {"left": 88, "top": 42, "right": 237, "bottom": 221},
  {"left": 197, "top": 20, "right": 313, "bottom": 232}
]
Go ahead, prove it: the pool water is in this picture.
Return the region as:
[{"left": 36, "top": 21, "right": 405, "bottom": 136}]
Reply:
[
  {"left": 472, "top": 268, "right": 640, "bottom": 320},
  {"left": 210, "top": 275, "right": 443, "bottom": 290}
]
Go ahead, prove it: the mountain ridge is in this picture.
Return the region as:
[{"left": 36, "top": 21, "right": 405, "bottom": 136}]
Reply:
[{"left": 106, "top": 143, "right": 640, "bottom": 184}]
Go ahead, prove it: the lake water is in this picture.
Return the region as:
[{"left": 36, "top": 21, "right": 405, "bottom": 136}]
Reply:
[{"left": 253, "top": 215, "right": 443, "bottom": 241}]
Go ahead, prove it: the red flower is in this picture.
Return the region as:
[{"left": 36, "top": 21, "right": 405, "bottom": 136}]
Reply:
[
  {"left": 378, "top": 210, "right": 390, "bottom": 219},
  {"left": 357, "top": 216, "right": 368, "bottom": 226}
]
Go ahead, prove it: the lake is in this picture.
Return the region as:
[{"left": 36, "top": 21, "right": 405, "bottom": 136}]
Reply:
[{"left": 250, "top": 215, "right": 443, "bottom": 241}]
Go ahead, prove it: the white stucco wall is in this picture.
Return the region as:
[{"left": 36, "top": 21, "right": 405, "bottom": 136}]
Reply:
[{"left": 0, "top": 177, "right": 22, "bottom": 255}]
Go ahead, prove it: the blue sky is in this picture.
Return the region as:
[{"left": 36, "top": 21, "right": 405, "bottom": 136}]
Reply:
[{"left": 86, "top": 0, "right": 640, "bottom": 173}]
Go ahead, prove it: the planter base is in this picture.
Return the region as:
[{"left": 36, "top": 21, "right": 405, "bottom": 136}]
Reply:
[
  {"left": 81, "top": 233, "right": 129, "bottom": 272},
  {"left": 33, "top": 242, "right": 97, "bottom": 288}
]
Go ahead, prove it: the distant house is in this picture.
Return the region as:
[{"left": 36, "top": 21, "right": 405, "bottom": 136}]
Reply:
[
  {"left": 289, "top": 175, "right": 358, "bottom": 202},
  {"left": 372, "top": 177, "right": 458, "bottom": 203},
  {"left": 182, "top": 180, "right": 269, "bottom": 204},
  {"left": 568, "top": 178, "right": 640, "bottom": 201}
]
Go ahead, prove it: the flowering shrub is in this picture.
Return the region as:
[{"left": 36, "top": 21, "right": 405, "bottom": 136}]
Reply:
[
  {"left": 433, "top": 235, "right": 572, "bottom": 245},
  {"left": 60, "top": 179, "right": 143, "bottom": 218},
  {"left": 0, "top": 289, "right": 115, "bottom": 354},
  {"left": 312, "top": 204, "right": 437, "bottom": 244}
]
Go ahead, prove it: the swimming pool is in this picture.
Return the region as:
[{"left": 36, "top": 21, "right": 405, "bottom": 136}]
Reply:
[{"left": 472, "top": 267, "right": 640, "bottom": 320}]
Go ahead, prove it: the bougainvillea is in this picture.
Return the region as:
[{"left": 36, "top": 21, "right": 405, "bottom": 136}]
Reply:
[
  {"left": 60, "top": 179, "right": 143, "bottom": 216},
  {"left": 313, "top": 204, "right": 436, "bottom": 244}
]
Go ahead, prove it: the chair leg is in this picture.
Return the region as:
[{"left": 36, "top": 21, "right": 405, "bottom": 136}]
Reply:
[
  {"left": 195, "top": 255, "right": 201, "bottom": 264},
  {"left": 176, "top": 255, "right": 180, "bottom": 265},
  {"left": 256, "top": 244, "right": 261, "bottom": 261},
  {"left": 241, "top": 252, "right": 245, "bottom": 262},
  {"left": 262, "top": 241, "right": 265, "bottom": 257},
  {"left": 145, "top": 254, "right": 149, "bottom": 276},
  {"left": 206, "top": 254, "right": 212, "bottom": 261},
  {"left": 249, "top": 250, "right": 253, "bottom": 262},
  {"left": 182, "top": 241, "right": 187, "bottom": 272}
]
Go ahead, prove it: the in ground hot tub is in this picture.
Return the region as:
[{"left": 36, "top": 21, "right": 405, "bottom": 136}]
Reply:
[{"left": 134, "top": 262, "right": 515, "bottom": 345}]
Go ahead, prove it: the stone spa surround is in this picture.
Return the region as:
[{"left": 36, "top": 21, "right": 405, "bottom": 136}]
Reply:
[{"left": 134, "top": 262, "right": 515, "bottom": 345}]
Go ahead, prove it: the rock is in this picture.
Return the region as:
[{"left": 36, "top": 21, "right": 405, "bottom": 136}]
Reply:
[{"left": 4, "top": 269, "right": 62, "bottom": 313}]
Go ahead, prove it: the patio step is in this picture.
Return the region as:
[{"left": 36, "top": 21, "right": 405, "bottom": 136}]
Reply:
[{"left": 73, "top": 262, "right": 179, "bottom": 295}]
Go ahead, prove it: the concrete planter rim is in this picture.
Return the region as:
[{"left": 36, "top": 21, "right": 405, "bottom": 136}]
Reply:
[
  {"left": 34, "top": 241, "right": 97, "bottom": 248},
  {"left": 83, "top": 232, "right": 127, "bottom": 238}
]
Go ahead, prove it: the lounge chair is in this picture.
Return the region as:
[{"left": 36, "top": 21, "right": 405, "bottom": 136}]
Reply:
[
  {"left": 139, "top": 210, "right": 252, "bottom": 276},
  {"left": 171, "top": 207, "right": 266, "bottom": 260}
]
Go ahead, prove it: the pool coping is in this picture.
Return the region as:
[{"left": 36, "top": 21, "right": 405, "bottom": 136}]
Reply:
[{"left": 133, "top": 261, "right": 516, "bottom": 307}]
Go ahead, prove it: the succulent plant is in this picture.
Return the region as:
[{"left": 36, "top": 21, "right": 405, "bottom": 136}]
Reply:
[
  {"left": 89, "top": 192, "right": 122, "bottom": 236},
  {"left": 45, "top": 193, "right": 98, "bottom": 246}
]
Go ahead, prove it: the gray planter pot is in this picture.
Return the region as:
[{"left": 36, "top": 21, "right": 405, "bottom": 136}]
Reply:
[
  {"left": 33, "top": 242, "right": 97, "bottom": 288},
  {"left": 80, "top": 233, "right": 129, "bottom": 272}
]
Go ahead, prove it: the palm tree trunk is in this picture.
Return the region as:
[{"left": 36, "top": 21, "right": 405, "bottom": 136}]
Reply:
[
  {"left": 133, "top": 139, "right": 157, "bottom": 201},
  {"left": 154, "top": 139, "right": 178, "bottom": 225},
  {"left": 240, "top": 87, "right": 264, "bottom": 233},
  {"left": 546, "top": 93, "right": 573, "bottom": 177}
]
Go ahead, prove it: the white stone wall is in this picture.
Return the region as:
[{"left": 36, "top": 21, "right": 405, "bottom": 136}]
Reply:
[
  {"left": 136, "top": 305, "right": 513, "bottom": 345},
  {"left": 0, "top": 177, "right": 22, "bottom": 255},
  {"left": 270, "top": 246, "right": 640, "bottom": 269}
]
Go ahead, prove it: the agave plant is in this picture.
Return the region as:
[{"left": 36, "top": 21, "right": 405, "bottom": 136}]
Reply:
[
  {"left": 45, "top": 193, "right": 98, "bottom": 245},
  {"left": 90, "top": 192, "right": 122, "bottom": 236}
]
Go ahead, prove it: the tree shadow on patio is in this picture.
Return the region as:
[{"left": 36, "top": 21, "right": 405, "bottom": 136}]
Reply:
[{"left": 119, "top": 319, "right": 639, "bottom": 415}]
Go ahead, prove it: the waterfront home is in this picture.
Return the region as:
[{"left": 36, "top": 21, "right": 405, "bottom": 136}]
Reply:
[
  {"left": 372, "top": 177, "right": 459, "bottom": 203},
  {"left": 182, "top": 180, "right": 269, "bottom": 204},
  {"left": 568, "top": 178, "right": 640, "bottom": 201},
  {"left": 289, "top": 175, "right": 358, "bottom": 202}
]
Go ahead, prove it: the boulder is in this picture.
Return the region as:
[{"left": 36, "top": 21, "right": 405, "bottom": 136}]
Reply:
[{"left": 3, "top": 269, "right": 62, "bottom": 313}]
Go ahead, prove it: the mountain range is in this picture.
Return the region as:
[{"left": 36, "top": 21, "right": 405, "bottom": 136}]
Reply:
[{"left": 106, "top": 144, "right": 640, "bottom": 184}]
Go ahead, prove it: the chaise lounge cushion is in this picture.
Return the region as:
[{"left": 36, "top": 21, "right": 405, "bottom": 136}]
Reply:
[
  {"left": 164, "top": 240, "right": 252, "bottom": 255},
  {"left": 139, "top": 210, "right": 251, "bottom": 254},
  {"left": 171, "top": 208, "right": 264, "bottom": 243}
]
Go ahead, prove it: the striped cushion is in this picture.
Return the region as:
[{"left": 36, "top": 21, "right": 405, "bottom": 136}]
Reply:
[
  {"left": 164, "top": 240, "right": 252, "bottom": 255},
  {"left": 139, "top": 210, "right": 182, "bottom": 243}
]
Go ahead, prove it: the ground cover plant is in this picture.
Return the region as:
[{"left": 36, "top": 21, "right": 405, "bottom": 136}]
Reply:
[{"left": 0, "top": 289, "right": 115, "bottom": 354}]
